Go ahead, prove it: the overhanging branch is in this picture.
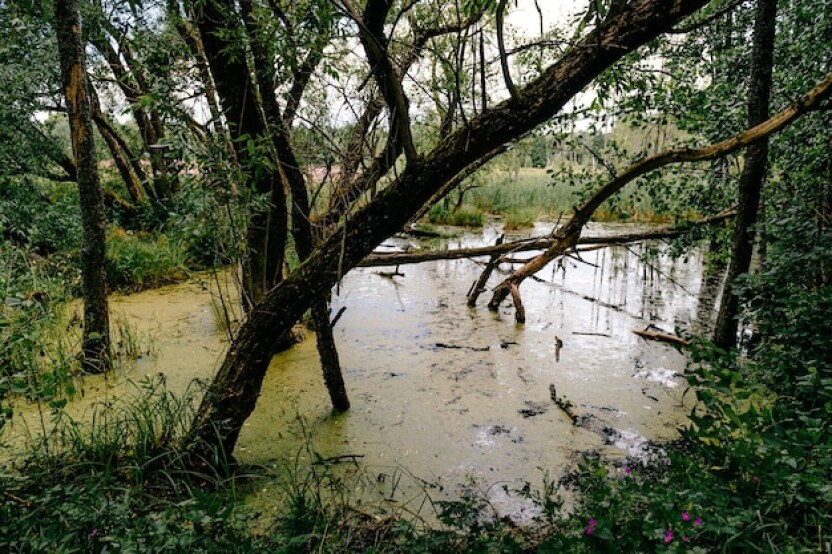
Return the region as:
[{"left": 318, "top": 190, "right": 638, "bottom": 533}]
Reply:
[{"left": 486, "top": 72, "right": 832, "bottom": 320}]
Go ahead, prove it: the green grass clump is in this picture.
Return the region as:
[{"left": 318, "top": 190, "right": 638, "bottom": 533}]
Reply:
[
  {"left": 0, "top": 377, "right": 257, "bottom": 553},
  {"left": 502, "top": 207, "right": 539, "bottom": 230},
  {"left": 106, "top": 230, "right": 189, "bottom": 292},
  {"left": 426, "top": 205, "right": 484, "bottom": 227},
  {"left": 471, "top": 168, "right": 579, "bottom": 219}
]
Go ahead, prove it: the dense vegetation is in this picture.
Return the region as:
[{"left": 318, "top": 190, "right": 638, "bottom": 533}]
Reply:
[{"left": 1, "top": 0, "right": 831, "bottom": 551}]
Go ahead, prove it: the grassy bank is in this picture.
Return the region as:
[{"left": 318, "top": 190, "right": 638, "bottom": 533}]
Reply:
[{"left": 425, "top": 168, "right": 681, "bottom": 229}]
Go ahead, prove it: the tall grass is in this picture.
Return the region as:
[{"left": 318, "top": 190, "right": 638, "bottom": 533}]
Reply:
[
  {"left": 425, "top": 204, "right": 485, "bottom": 227},
  {"left": 32, "top": 376, "right": 197, "bottom": 478},
  {"left": 470, "top": 168, "right": 580, "bottom": 220},
  {"left": 0, "top": 376, "right": 260, "bottom": 553},
  {"left": 429, "top": 167, "right": 688, "bottom": 227},
  {"left": 106, "top": 229, "right": 189, "bottom": 292}
]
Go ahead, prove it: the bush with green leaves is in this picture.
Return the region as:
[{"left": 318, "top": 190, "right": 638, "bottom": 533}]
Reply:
[
  {"left": 106, "top": 230, "right": 189, "bottom": 292},
  {"left": 425, "top": 204, "right": 484, "bottom": 227}
]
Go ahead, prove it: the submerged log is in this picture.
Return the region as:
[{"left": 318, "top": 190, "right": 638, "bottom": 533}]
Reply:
[
  {"left": 509, "top": 283, "right": 525, "bottom": 324},
  {"left": 549, "top": 384, "right": 578, "bottom": 424},
  {"left": 360, "top": 212, "right": 735, "bottom": 268},
  {"left": 632, "top": 328, "right": 690, "bottom": 347},
  {"left": 467, "top": 235, "right": 504, "bottom": 307}
]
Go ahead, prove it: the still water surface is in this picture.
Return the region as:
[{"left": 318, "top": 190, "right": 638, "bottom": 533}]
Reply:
[{"left": 7, "top": 223, "right": 707, "bottom": 519}]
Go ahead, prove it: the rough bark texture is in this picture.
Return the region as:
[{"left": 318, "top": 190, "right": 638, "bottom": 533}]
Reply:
[
  {"left": 196, "top": 0, "right": 287, "bottom": 311},
  {"left": 713, "top": 0, "right": 777, "bottom": 349},
  {"left": 54, "top": 0, "right": 111, "bottom": 373},
  {"left": 186, "top": 0, "right": 713, "bottom": 463}
]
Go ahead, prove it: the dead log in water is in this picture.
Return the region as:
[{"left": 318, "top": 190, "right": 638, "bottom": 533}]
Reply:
[
  {"left": 633, "top": 328, "right": 690, "bottom": 347},
  {"left": 549, "top": 383, "right": 579, "bottom": 424},
  {"left": 359, "top": 212, "right": 735, "bottom": 269}
]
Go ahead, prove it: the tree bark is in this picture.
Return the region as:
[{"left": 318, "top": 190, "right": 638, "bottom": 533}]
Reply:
[
  {"left": 713, "top": 0, "right": 777, "bottom": 349},
  {"left": 196, "top": 0, "right": 288, "bottom": 312},
  {"left": 54, "top": 0, "right": 111, "bottom": 373},
  {"left": 185, "top": 0, "right": 713, "bottom": 463}
]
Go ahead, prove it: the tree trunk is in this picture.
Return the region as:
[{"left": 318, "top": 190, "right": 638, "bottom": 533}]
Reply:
[
  {"left": 185, "top": 0, "right": 713, "bottom": 463},
  {"left": 196, "top": 0, "right": 288, "bottom": 312},
  {"left": 238, "top": 0, "right": 350, "bottom": 406},
  {"left": 312, "top": 299, "right": 350, "bottom": 411},
  {"left": 54, "top": 0, "right": 111, "bottom": 373},
  {"left": 713, "top": 0, "right": 777, "bottom": 349}
]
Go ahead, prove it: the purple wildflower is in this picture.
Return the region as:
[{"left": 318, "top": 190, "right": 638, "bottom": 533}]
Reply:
[
  {"left": 664, "top": 529, "right": 674, "bottom": 543},
  {"left": 585, "top": 518, "right": 597, "bottom": 535},
  {"left": 694, "top": 517, "right": 704, "bottom": 527},
  {"left": 682, "top": 511, "right": 691, "bottom": 522},
  {"left": 89, "top": 529, "right": 99, "bottom": 538}
]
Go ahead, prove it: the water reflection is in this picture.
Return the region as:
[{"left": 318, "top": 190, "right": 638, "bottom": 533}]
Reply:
[
  {"left": 3, "top": 223, "right": 706, "bottom": 520},
  {"left": 238, "top": 224, "right": 704, "bottom": 517}
]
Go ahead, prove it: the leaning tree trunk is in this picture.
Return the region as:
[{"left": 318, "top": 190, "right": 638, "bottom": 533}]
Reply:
[
  {"left": 185, "top": 0, "right": 712, "bottom": 464},
  {"left": 713, "top": 0, "right": 777, "bottom": 350},
  {"left": 54, "top": 0, "right": 111, "bottom": 373},
  {"left": 241, "top": 0, "right": 349, "bottom": 409}
]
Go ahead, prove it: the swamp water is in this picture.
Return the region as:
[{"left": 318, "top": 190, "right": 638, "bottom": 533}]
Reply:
[{"left": 6, "top": 223, "right": 709, "bottom": 522}]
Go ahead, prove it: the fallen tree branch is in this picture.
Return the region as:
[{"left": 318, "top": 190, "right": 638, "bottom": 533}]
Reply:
[
  {"left": 549, "top": 384, "right": 578, "bottom": 424},
  {"left": 467, "top": 235, "right": 504, "bottom": 306},
  {"left": 360, "top": 210, "right": 735, "bottom": 268},
  {"left": 633, "top": 328, "right": 690, "bottom": 347}
]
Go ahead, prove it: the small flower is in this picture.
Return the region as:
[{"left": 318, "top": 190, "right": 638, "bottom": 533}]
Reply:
[
  {"left": 616, "top": 535, "right": 622, "bottom": 541},
  {"left": 683, "top": 536, "right": 691, "bottom": 543},
  {"left": 694, "top": 517, "right": 704, "bottom": 527},
  {"left": 624, "top": 466, "right": 632, "bottom": 476},
  {"left": 89, "top": 529, "right": 99, "bottom": 538},
  {"left": 585, "top": 518, "right": 597, "bottom": 535},
  {"left": 664, "top": 529, "right": 674, "bottom": 543},
  {"left": 681, "top": 511, "right": 691, "bottom": 522}
]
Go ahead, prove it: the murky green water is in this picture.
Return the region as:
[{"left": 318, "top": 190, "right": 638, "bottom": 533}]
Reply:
[
  {"left": 239, "top": 223, "right": 704, "bottom": 519},
  {"left": 5, "top": 223, "right": 706, "bottom": 520}
]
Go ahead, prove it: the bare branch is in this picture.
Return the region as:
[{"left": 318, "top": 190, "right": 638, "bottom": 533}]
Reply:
[
  {"left": 361, "top": 210, "right": 735, "bottom": 267},
  {"left": 487, "top": 72, "right": 832, "bottom": 319},
  {"left": 496, "top": 0, "right": 521, "bottom": 102},
  {"left": 339, "top": 0, "right": 419, "bottom": 162},
  {"left": 669, "top": 0, "right": 743, "bottom": 34}
]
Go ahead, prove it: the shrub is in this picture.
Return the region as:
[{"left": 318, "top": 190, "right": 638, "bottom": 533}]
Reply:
[
  {"left": 106, "top": 230, "right": 189, "bottom": 292},
  {"left": 426, "top": 204, "right": 484, "bottom": 227}
]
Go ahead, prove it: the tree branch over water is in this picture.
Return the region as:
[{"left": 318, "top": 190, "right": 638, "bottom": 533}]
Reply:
[
  {"left": 360, "top": 210, "right": 735, "bottom": 268},
  {"left": 486, "top": 72, "right": 832, "bottom": 321}
]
